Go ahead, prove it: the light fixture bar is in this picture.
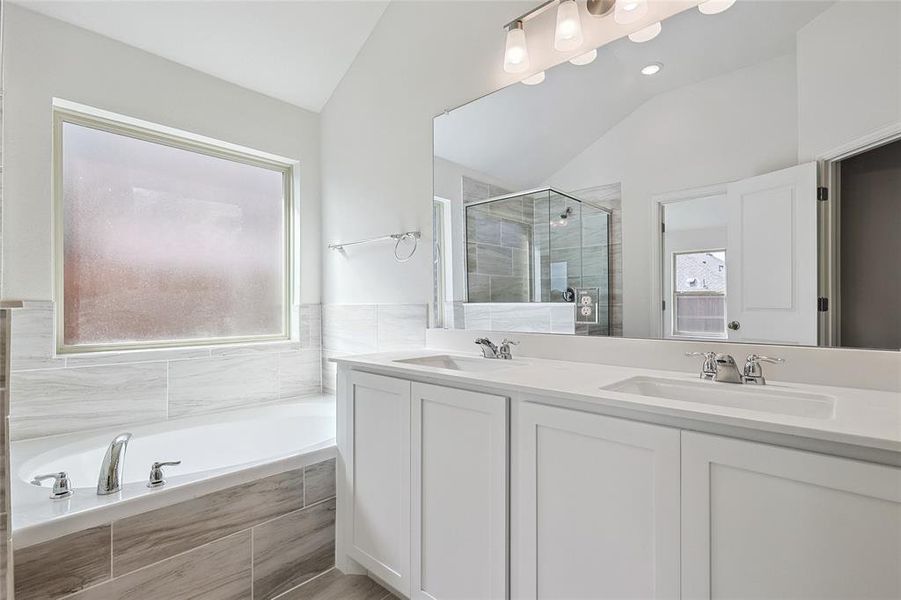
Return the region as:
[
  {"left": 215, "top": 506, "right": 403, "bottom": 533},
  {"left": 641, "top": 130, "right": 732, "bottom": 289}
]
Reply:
[{"left": 502, "top": 0, "right": 560, "bottom": 31}]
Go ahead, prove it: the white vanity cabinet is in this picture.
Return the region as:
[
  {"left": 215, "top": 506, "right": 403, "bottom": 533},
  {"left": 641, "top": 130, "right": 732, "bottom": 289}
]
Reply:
[
  {"left": 343, "top": 371, "right": 412, "bottom": 594},
  {"left": 513, "top": 401, "right": 681, "bottom": 600},
  {"left": 682, "top": 432, "right": 901, "bottom": 600},
  {"left": 411, "top": 383, "right": 507, "bottom": 600}
]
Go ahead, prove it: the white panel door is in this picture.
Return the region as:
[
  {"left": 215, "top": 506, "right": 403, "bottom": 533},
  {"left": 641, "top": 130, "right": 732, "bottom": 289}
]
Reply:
[
  {"left": 411, "top": 383, "right": 507, "bottom": 600},
  {"left": 726, "top": 162, "right": 818, "bottom": 345},
  {"left": 682, "top": 432, "right": 901, "bottom": 600},
  {"left": 514, "top": 402, "right": 680, "bottom": 600},
  {"left": 347, "top": 371, "right": 411, "bottom": 595}
]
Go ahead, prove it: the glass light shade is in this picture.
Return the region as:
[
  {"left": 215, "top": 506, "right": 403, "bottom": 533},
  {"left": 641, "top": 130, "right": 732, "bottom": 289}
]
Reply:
[
  {"left": 522, "top": 71, "right": 546, "bottom": 85},
  {"left": 569, "top": 49, "right": 598, "bottom": 66},
  {"left": 698, "top": 0, "right": 736, "bottom": 14},
  {"left": 614, "top": 0, "right": 648, "bottom": 25},
  {"left": 554, "top": 0, "right": 584, "bottom": 52},
  {"left": 504, "top": 24, "right": 530, "bottom": 73},
  {"left": 628, "top": 21, "right": 661, "bottom": 43}
]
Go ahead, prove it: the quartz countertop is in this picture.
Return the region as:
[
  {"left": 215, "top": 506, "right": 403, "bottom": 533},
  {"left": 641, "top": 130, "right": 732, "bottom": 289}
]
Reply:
[{"left": 333, "top": 350, "right": 901, "bottom": 456}]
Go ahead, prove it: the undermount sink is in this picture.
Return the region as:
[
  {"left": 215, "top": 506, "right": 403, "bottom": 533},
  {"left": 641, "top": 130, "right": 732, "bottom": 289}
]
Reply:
[
  {"left": 603, "top": 376, "right": 835, "bottom": 419},
  {"left": 394, "top": 354, "right": 516, "bottom": 372}
]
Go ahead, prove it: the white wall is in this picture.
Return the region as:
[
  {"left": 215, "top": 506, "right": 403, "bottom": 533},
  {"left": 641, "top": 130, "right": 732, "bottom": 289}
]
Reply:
[
  {"left": 797, "top": 1, "right": 901, "bottom": 162},
  {"left": 545, "top": 54, "right": 799, "bottom": 338},
  {"left": 320, "top": 1, "right": 695, "bottom": 306},
  {"left": 3, "top": 4, "right": 322, "bottom": 303}
]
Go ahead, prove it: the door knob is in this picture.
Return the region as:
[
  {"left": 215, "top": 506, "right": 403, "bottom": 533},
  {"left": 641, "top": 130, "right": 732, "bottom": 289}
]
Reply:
[{"left": 727, "top": 320, "right": 741, "bottom": 331}]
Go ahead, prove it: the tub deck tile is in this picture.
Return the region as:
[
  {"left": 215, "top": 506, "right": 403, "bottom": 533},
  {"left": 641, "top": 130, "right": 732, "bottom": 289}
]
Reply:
[
  {"left": 112, "top": 468, "right": 303, "bottom": 576},
  {"left": 14, "top": 524, "right": 111, "bottom": 600},
  {"left": 303, "top": 458, "right": 336, "bottom": 506},
  {"left": 252, "top": 498, "right": 336, "bottom": 600},
  {"left": 69, "top": 530, "right": 251, "bottom": 600}
]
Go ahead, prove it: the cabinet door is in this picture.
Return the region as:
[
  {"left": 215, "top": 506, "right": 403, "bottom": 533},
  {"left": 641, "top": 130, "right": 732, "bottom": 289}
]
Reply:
[
  {"left": 682, "top": 432, "right": 901, "bottom": 600},
  {"left": 346, "top": 371, "right": 411, "bottom": 595},
  {"left": 411, "top": 383, "right": 507, "bottom": 600},
  {"left": 514, "top": 402, "right": 680, "bottom": 600}
]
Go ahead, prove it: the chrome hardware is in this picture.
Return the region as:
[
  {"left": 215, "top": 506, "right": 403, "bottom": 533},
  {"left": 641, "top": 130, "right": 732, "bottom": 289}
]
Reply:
[
  {"left": 686, "top": 352, "right": 743, "bottom": 383},
  {"left": 498, "top": 339, "right": 519, "bottom": 360},
  {"left": 147, "top": 461, "right": 181, "bottom": 489},
  {"left": 97, "top": 432, "right": 132, "bottom": 495},
  {"left": 686, "top": 352, "right": 718, "bottom": 380},
  {"left": 474, "top": 337, "right": 500, "bottom": 359},
  {"left": 742, "top": 354, "right": 785, "bottom": 385},
  {"left": 727, "top": 320, "right": 741, "bottom": 331},
  {"left": 31, "top": 472, "right": 74, "bottom": 500}
]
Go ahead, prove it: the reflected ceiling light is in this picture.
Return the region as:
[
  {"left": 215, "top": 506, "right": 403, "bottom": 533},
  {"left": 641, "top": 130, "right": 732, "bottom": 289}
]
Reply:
[
  {"left": 628, "top": 21, "right": 661, "bottom": 42},
  {"left": 569, "top": 48, "right": 598, "bottom": 66},
  {"left": 522, "top": 71, "right": 546, "bottom": 85},
  {"left": 698, "top": 0, "right": 736, "bottom": 15},
  {"left": 554, "top": 0, "right": 584, "bottom": 52},
  {"left": 615, "top": 0, "right": 648, "bottom": 25},
  {"left": 640, "top": 62, "right": 662, "bottom": 75},
  {"left": 503, "top": 21, "right": 530, "bottom": 73}
]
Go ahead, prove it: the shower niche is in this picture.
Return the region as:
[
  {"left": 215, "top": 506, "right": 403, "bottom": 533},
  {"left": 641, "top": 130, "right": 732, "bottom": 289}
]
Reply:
[{"left": 463, "top": 188, "right": 612, "bottom": 336}]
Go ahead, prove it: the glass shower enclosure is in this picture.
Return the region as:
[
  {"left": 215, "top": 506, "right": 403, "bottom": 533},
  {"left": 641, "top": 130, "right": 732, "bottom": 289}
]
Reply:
[{"left": 464, "top": 187, "right": 611, "bottom": 334}]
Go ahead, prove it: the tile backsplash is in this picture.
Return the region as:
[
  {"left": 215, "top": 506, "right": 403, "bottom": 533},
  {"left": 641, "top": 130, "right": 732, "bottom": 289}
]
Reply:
[
  {"left": 321, "top": 304, "right": 428, "bottom": 393},
  {"left": 8, "top": 303, "right": 322, "bottom": 441}
]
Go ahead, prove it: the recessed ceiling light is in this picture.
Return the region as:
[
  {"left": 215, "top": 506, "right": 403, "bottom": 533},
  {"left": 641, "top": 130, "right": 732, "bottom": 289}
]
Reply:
[
  {"left": 569, "top": 49, "right": 598, "bottom": 66},
  {"left": 640, "top": 62, "right": 662, "bottom": 76},
  {"left": 522, "top": 71, "right": 546, "bottom": 85},
  {"left": 628, "top": 21, "right": 662, "bottom": 43},
  {"left": 698, "top": 0, "right": 736, "bottom": 15}
]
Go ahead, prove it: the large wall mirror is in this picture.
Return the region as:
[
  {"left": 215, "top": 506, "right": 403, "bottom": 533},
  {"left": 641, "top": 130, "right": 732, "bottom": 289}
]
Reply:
[{"left": 432, "top": 0, "right": 900, "bottom": 351}]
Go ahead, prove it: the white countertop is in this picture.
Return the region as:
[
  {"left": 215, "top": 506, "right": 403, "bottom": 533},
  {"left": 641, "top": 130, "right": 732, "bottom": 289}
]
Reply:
[{"left": 333, "top": 350, "right": 901, "bottom": 456}]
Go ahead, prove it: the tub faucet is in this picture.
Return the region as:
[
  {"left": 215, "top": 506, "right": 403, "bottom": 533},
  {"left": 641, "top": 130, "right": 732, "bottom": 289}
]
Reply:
[{"left": 97, "top": 432, "right": 132, "bottom": 495}]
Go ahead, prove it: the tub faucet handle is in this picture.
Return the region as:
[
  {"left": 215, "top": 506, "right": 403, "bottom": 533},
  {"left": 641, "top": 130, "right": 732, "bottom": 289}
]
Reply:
[
  {"left": 147, "top": 461, "right": 181, "bottom": 489},
  {"left": 32, "top": 471, "right": 74, "bottom": 500}
]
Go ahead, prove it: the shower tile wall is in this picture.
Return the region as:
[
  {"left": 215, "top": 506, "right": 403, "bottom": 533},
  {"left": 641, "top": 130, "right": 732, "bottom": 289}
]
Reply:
[
  {"left": 462, "top": 176, "right": 533, "bottom": 303},
  {"left": 7, "top": 303, "right": 323, "bottom": 441}
]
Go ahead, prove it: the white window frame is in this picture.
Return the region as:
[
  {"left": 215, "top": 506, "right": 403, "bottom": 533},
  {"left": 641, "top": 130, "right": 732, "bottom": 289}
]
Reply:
[{"left": 52, "top": 99, "right": 299, "bottom": 354}]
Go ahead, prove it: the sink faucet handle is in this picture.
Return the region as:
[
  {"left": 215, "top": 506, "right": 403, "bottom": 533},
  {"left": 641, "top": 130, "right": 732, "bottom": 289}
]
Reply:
[
  {"left": 31, "top": 471, "right": 74, "bottom": 500},
  {"left": 686, "top": 351, "right": 718, "bottom": 380},
  {"left": 743, "top": 354, "right": 785, "bottom": 385},
  {"left": 498, "top": 339, "right": 519, "bottom": 360},
  {"left": 148, "top": 461, "right": 181, "bottom": 489}
]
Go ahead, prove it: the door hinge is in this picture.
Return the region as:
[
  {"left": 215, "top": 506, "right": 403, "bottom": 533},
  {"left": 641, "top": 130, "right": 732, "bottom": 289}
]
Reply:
[
  {"left": 817, "top": 297, "right": 829, "bottom": 312},
  {"left": 662, "top": 300, "right": 666, "bottom": 311},
  {"left": 817, "top": 187, "right": 828, "bottom": 202},
  {"left": 661, "top": 222, "right": 666, "bottom": 233}
]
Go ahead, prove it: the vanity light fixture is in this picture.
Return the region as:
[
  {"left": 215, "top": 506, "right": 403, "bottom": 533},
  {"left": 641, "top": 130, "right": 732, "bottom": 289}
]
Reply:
[
  {"left": 640, "top": 62, "right": 662, "bottom": 75},
  {"left": 522, "top": 71, "right": 546, "bottom": 85},
  {"left": 614, "top": 0, "right": 648, "bottom": 25},
  {"left": 569, "top": 48, "right": 598, "bottom": 66},
  {"left": 698, "top": 0, "right": 736, "bottom": 15},
  {"left": 504, "top": 20, "right": 531, "bottom": 73},
  {"left": 628, "top": 20, "right": 661, "bottom": 42},
  {"left": 554, "top": 0, "right": 584, "bottom": 51}
]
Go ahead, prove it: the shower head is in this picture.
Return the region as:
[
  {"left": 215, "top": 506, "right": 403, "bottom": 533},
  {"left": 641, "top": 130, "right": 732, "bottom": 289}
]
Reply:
[{"left": 560, "top": 207, "right": 573, "bottom": 220}]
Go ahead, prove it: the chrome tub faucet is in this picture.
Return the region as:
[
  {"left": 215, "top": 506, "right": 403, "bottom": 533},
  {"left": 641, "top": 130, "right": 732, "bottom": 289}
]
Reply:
[{"left": 97, "top": 432, "right": 132, "bottom": 495}]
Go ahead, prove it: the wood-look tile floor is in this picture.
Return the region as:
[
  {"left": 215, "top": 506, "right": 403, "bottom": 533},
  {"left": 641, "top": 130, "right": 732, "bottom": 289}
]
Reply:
[{"left": 278, "top": 569, "right": 396, "bottom": 600}]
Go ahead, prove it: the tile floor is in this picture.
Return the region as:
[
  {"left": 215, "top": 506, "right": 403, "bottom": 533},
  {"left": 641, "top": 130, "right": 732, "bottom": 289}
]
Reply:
[{"left": 280, "top": 568, "right": 395, "bottom": 600}]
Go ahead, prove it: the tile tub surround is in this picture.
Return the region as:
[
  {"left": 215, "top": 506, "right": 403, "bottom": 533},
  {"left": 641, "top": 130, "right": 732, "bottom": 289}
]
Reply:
[
  {"left": 14, "top": 458, "right": 336, "bottom": 600},
  {"left": 321, "top": 304, "right": 428, "bottom": 393},
  {"left": 7, "top": 303, "right": 323, "bottom": 440}
]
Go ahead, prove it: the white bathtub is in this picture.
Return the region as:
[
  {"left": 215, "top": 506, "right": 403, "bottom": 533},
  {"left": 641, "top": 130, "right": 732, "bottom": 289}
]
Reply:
[{"left": 11, "top": 396, "right": 336, "bottom": 549}]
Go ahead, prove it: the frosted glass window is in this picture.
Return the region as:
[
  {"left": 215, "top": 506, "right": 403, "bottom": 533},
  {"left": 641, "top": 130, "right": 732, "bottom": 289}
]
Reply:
[{"left": 59, "top": 120, "right": 290, "bottom": 350}]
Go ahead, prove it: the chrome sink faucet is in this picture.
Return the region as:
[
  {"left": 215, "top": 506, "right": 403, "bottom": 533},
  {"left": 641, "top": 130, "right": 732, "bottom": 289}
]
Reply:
[
  {"left": 97, "top": 432, "right": 132, "bottom": 495},
  {"left": 474, "top": 337, "right": 518, "bottom": 359},
  {"left": 687, "top": 352, "right": 784, "bottom": 384}
]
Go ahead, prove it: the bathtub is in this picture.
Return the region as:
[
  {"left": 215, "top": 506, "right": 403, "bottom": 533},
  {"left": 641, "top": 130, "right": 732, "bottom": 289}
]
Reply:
[{"left": 11, "top": 396, "right": 336, "bottom": 549}]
